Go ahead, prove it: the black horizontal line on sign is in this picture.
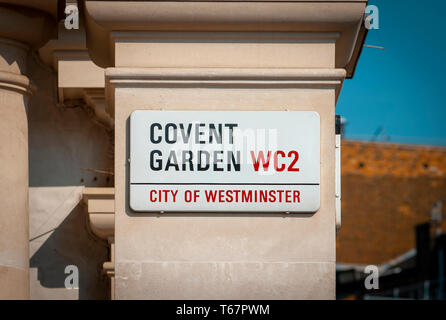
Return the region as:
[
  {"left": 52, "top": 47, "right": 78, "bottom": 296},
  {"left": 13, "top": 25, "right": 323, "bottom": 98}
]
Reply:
[{"left": 130, "top": 183, "right": 319, "bottom": 186}]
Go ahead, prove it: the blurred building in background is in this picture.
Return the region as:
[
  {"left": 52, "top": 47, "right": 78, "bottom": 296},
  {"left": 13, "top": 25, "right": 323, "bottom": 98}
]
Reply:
[{"left": 337, "top": 140, "right": 446, "bottom": 299}]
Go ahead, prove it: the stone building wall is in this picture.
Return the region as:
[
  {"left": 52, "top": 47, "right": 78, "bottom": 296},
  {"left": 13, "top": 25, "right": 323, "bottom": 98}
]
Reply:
[
  {"left": 26, "top": 62, "right": 446, "bottom": 296},
  {"left": 27, "top": 52, "right": 112, "bottom": 299}
]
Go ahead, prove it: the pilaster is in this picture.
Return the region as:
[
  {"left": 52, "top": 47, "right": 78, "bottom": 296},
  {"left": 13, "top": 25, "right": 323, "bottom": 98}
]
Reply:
[{"left": 0, "top": 1, "right": 58, "bottom": 299}]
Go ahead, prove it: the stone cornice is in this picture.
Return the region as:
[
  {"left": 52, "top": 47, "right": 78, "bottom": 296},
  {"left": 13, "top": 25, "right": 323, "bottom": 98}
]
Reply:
[
  {"left": 105, "top": 68, "right": 346, "bottom": 95},
  {"left": 105, "top": 67, "right": 346, "bottom": 116},
  {"left": 106, "top": 67, "right": 347, "bottom": 83},
  {"left": 39, "top": 22, "right": 88, "bottom": 69},
  {"left": 85, "top": 1, "right": 367, "bottom": 30},
  {"left": 38, "top": 22, "right": 113, "bottom": 127},
  {"left": 84, "top": 0, "right": 367, "bottom": 75}
]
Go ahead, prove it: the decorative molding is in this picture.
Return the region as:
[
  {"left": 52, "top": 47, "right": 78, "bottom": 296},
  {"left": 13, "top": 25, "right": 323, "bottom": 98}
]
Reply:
[
  {"left": 105, "top": 68, "right": 347, "bottom": 115},
  {"left": 82, "top": 187, "right": 115, "bottom": 300},
  {"left": 0, "top": 71, "right": 35, "bottom": 95},
  {"left": 111, "top": 31, "right": 341, "bottom": 42},
  {"left": 106, "top": 67, "right": 347, "bottom": 82},
  {"left": 83, "top": 88, "right": 114, "bottom": 128},
  {"left": 82, "top": 187, "right": 115, "bottom": 240},
  {"left": 84, "top": 0, "right": 367, "bottom": 73},
  {"left": 38, "top": 22, "right": 113, "bottom": 126},
  {"left": 103, "top": 236, "right": 115, "bottom": 300}
]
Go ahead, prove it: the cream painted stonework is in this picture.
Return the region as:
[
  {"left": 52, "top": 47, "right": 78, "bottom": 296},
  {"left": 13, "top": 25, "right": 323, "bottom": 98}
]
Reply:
[
  {"left": 0, "top": 0, "right": 367, "bottom": 300},
  {"left": 110, "top": 73, "right": 340, "bottom": 299},
  {"left": 94, "top": 0, "right": 366, "bottom": 300}
]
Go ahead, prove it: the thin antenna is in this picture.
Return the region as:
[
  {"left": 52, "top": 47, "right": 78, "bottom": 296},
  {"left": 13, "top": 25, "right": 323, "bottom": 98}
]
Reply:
[
  {"left": 364, "top": 44, "right": 385, "bottom": 50},
  {"left": 371, "top": 126, "right": 384, "bottom": 142}
]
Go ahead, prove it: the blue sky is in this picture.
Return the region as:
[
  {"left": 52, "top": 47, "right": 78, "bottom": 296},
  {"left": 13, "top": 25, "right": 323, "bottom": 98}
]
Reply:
[{"left": 337, "top": 0, "right": 446, "bottom": 146}]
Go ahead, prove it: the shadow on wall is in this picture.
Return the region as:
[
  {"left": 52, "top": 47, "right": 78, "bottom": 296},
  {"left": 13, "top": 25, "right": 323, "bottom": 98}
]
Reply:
[
  {"left": 30, "top": 202, "right": 109, "bottom": 300},
  {"left": 27, "top": 52, "right": 113, "bottom": 188},
  {"left": 26, "top": 50, "right": 113, "bottom": 299}
]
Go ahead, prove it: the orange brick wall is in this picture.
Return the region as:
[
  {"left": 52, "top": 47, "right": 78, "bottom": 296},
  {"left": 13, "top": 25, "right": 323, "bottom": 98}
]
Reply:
[{"left": 336, "top": 140, "right": 446, "bottom": 265}]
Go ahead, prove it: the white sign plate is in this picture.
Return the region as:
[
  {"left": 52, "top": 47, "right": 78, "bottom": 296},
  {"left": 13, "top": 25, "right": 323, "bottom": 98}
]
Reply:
[{"left": 130, "top": 110, "right": 320, "bottom": 213}]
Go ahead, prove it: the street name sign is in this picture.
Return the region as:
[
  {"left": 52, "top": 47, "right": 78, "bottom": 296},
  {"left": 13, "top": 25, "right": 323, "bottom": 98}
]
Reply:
[{"left": 130, "top": 110, "right": 320, "bottom": 213}]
